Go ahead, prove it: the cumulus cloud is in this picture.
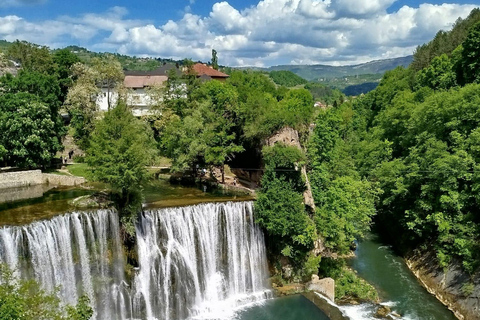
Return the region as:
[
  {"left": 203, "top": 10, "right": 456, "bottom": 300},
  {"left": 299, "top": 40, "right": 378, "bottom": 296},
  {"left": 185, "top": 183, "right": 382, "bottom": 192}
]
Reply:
[{"left": 0, "top": 1, "right": 478, "bottom": 66}]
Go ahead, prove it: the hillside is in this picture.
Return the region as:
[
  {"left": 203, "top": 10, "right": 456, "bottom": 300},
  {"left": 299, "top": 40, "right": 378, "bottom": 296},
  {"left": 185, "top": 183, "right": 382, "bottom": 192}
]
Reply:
[{"left": 264, "top": 56, "right": 413, "bottom": 81}]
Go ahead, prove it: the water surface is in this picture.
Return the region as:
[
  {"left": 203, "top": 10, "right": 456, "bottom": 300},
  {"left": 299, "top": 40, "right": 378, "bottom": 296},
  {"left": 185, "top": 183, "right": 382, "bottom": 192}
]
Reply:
[
  {"left": 236, "top": 295, "right": 330, "bottom": 320},
  {"left": 348, "top": 235, "right": 456, "bottom": 320}
]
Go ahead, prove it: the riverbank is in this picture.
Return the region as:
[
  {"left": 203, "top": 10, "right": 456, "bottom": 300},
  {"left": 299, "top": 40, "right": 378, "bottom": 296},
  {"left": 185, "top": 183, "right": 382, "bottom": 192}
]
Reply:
[{"left": 405, "top": 250, "right": 480, "bottom": 320}]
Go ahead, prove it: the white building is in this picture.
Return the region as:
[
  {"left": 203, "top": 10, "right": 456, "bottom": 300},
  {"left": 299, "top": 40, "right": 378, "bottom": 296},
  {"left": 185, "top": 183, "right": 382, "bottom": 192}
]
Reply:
[{"left": 96, "top": 64, "right": 181, "bottom": 116}]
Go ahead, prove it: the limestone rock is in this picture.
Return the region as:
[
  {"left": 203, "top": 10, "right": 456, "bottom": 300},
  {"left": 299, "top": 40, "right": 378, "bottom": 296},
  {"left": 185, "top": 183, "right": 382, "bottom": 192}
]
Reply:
[{"left": 307, "top": 276, "right": 335, "bottom": 302}]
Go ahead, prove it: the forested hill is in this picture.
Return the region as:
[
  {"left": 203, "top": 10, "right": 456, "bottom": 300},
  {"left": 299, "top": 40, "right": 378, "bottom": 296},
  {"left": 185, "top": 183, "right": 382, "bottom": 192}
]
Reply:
[
  {"left": 310, "top": 8, "right": 480, "bottom": 276},
  {"left": 250, "top": 56, "right": 413, "bottom": 81}
]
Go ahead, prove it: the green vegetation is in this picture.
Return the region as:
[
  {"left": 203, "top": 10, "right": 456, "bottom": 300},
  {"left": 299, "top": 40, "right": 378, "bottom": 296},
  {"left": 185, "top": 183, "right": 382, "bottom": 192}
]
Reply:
[
  {"left": 304, "top": 82, "right": 345, "bottom": 105},
  {"left": 411, "top": 8, "right": 480, "bottom": 71},
  {"left": 0, "top": 265, "right": 93, "bottom": 320},
  {"left": 269, "top": 70, "right": 307, "bottom": 87},
  {"left": 314, "top": 14, "right": 480, "bottom": 275},
  {"left": 0, "top": 41, "right": 79, "bottom": 168},
  {"left": 87, "top": 103, "right": 155, "bottom": 196},
  {"left": 256, "top": 144, "right": 315, "bottom": 265},
  {"left": 67, "top": 163, "right": 92, "bottom": 178}
]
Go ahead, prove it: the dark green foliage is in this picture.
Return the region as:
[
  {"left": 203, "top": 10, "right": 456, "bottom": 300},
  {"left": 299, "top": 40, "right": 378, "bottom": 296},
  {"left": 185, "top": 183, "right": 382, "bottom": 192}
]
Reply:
[
  {"left": 416, "top": 54, "right": 456, "bottom": 90},
  {"left": 0, "top": 93, "right": 63, "bottom": 167},
  {"left": 211, "top": 49, "right": 219, "bottom": 70},
  {"left": 412, "top": 8, "right": 480, "bottom": 71},
  {"left": 87, "top": 103, "right": 156, "bottom": 195},
  {"left": 255, "top": 144, "right": 316, "bottom": 264},
  {"left": 343, "top": 82, "right": 379, "bottom": 96},
  {"left": 461, "top": 21, "right": 480, "bottom": 83},
  {"left": 304, "top": 82, "right": 344, "bottom": 105},
  {"left": 7, "top": 40, "right": 54, "bottom": 74},
  {"left": 308, "top": 104, "right": 378, "bottom": 253},
  {"left": 53, "top": 49, "right": 81, "bottom": 103},
  {"left": 341, "top": 15, "right": 480, "bottom": 273},
  {"left": 269, "top": 70, "right": 307, "bottom": 87}
]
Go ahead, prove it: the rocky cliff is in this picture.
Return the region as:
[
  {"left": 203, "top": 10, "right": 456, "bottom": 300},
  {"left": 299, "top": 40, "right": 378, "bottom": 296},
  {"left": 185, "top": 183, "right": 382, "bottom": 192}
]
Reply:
[{"left": 406, "top": 250, "right": 480, "bottom": 320}]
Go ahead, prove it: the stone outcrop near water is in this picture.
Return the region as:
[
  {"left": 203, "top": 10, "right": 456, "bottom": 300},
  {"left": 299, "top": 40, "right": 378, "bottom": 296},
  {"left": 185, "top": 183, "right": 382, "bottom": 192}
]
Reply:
[
  {"left": 406, "top": 250, "right": 480, "bottom": 320},
  {"left": 0, "top": 201, "right": 271, "bottom": 320}
]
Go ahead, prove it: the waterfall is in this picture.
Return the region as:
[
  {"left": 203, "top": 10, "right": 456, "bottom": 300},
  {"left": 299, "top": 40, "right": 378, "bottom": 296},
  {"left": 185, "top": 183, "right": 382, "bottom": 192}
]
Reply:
[
  {"left": 0, "top": 201, "right": 271, "bottom": 320},
  {"left": 132, "top": 201, "right": 272, "bottom": 320},
  {"left": 0, "top": 210, "right": 129, "bottom": 319}
]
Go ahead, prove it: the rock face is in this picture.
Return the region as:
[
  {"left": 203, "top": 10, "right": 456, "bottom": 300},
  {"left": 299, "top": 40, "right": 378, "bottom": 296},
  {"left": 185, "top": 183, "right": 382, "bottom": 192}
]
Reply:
[
  {"left": 406, "top": 250, "right": 480, "bottom": 320},
  {"left": 307, "top": 275, "right": 335, "bottom": 302}
]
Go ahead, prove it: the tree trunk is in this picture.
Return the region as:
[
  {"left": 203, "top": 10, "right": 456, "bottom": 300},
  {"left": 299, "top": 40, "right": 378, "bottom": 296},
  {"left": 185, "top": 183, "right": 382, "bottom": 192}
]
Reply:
[{"left": 221, "top": 164, "right": 225, "bottom": 184}]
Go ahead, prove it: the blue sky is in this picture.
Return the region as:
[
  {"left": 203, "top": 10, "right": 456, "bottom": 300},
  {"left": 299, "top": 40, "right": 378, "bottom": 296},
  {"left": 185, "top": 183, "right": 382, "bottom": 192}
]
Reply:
[{"left": 0, "top": 0, "right": 478, "bottom": 66}]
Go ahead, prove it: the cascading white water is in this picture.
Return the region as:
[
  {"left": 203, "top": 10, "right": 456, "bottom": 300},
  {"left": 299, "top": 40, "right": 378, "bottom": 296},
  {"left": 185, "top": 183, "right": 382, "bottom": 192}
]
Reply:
[
  {"left": 0, "top": 201, "right": 271, "bottom": 320},
  {"left": 0, "top": 210, "right": 130, "bottom": 319},
  {"left": 132, "top": 201, "right": 272, "bottom": 320}
]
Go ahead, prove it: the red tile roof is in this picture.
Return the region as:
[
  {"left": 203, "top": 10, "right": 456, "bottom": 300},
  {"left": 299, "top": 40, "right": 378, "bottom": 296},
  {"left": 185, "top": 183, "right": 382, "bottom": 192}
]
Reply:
[{"left": 192, "top": 63, "right": 229, "bottom": 78}]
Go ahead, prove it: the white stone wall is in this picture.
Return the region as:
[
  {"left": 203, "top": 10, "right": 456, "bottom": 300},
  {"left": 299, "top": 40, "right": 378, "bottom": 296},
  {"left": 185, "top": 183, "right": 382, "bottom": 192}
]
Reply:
[
  {"left": 0, "top": 170, "right": 85, "bottom": 190},
  {"left": 0, "top": 170, "right": 43, "bottom": 189}
]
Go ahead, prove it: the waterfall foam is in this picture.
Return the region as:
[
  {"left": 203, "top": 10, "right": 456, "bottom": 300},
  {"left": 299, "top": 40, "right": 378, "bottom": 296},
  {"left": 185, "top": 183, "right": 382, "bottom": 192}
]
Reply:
[{"left": 132, "top": 201, "right": 272, "bottom": 320}]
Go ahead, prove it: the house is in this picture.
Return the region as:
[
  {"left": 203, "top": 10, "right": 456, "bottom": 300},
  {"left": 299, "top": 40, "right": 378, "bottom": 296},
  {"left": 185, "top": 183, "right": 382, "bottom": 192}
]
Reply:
[
  {"left": 96, "top": 63, "right": 227, "bottom": 116},
  {"left": 192, "top": 63, "right": 229, "bottom": 81},
  {"left": 96, "top": 64, "right": 183, "bottom": 116}
]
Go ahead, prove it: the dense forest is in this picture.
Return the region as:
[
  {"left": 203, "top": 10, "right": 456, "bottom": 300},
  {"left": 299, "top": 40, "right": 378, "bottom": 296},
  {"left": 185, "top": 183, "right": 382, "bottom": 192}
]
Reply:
[{"left": 308, "top": 9, "right": 480, "bottom": 277}]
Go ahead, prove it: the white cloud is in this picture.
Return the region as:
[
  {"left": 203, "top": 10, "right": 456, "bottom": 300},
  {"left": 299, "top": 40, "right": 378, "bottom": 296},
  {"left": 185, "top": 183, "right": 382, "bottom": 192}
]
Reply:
[{"left": 0, "top": 2, "right": 478, "bottom": 66}]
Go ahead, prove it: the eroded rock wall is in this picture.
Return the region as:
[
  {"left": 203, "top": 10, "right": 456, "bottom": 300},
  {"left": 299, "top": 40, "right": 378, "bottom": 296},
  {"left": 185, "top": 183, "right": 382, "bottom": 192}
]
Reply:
[{"left": 406, "top": 250, "right": 480, "bottom": 320}]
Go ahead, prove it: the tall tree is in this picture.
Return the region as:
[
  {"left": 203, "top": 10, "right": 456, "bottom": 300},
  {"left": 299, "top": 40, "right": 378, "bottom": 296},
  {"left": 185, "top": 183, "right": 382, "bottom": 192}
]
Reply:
[
  {"left": 211, "top": 49, "right": 219, "bottom": 70},
  {"left": 461, "top": 21, "right": 480, "bottom": 83},
  {"left": 87, "top": 103, "right": 155, "bottom": 197}
]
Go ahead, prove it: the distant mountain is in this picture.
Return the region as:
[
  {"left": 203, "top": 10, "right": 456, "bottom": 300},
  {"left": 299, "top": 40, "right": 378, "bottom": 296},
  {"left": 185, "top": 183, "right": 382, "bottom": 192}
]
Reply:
[{"left": 262, "top": 56, "right": 413, "bottom": 81}]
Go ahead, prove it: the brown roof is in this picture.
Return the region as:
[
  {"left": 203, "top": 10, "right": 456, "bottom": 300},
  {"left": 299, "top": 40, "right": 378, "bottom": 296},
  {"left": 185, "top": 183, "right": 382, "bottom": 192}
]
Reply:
[
  {"left": 192, "top": 63, "right": 229, "bottom": 78},
  {"left": 124, "top": 75, "right": 168, "bottom": 89}
]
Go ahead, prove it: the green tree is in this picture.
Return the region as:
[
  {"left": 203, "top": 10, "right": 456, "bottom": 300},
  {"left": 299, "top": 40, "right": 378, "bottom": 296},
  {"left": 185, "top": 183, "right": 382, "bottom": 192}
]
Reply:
[
  {"left": 461, "top": 21, "right": 480, "bottom": 83},
  {"left": 53, "top": 49, "right": 81, "bottom": 103},
  {"left": 7, "top": 40, "right": 54, "bottom": 74},
  {"left": 416, "top": 54, "right": 456, "bottom": 90},
  {"left": 91, "top": 55, "right": 124, "bottom": 110},
  {"left": 65, "top": 63, "right": 101, "bottom": 149},
  {"left": 86, "top": 103, "right": 156, "bottom": 197},
  {"left": 269, "top": 70, "right": 308, "bottom": 87},
  {"left": 0, "top": 93, "right": 63, "bottom": 168},
  {"left": 211, "top": 49, "right": 218, "bottom": 70},
  {"left": 255, "top": 144, "right": 316, "bottom": 264}
]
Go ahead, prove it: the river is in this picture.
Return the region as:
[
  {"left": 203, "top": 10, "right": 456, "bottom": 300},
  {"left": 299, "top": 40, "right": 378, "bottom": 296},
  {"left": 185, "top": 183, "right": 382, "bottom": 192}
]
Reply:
[{"left": 344, "top": 235, "right": 457, "bottom": 320}]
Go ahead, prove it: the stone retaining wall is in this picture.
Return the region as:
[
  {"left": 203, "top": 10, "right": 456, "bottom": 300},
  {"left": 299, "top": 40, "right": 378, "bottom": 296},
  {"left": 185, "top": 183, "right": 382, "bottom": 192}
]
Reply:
[
  {"left": 42, "top": 173, "right": 85, "bottom": 186},
  {"left": 0, "top": 170, "right": 44, "bottom": 189},
  {"left": 0, "top": 170, "right": 85, "bottom": 190}
]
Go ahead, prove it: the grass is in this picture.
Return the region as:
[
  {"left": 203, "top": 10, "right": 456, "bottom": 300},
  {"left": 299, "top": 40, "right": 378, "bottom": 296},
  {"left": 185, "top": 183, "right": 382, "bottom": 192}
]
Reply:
[
  {"left": 67, "top": 163, "right": 92, "bottom": 179},
  {"left": 43, "top": 169, "right": 71, "bottom": 176}
]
